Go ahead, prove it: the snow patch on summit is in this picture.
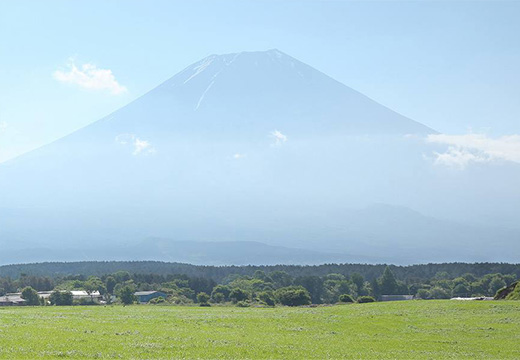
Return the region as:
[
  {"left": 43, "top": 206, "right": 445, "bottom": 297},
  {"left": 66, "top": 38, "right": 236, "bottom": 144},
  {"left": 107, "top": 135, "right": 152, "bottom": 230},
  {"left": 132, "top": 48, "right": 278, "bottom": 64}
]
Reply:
[{"left": 184, "top": 55, "right": 217, "bottom": 84}]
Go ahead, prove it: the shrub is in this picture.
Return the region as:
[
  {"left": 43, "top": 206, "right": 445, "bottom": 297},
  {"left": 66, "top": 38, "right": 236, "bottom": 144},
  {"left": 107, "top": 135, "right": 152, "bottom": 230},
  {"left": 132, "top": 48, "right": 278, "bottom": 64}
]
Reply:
[
  {"left": 74, "top": 298, "right": 98, "bottom": 306},
  {"left": 229, "top": 288, "right": 249, "bottom": 303},
  {"left": 149, "top": 296, "right": 165, "bottom": 304},
  {"left": 506, "top": 283, "right": 520, "bottom": 300},
  {"left": 338, "top": 294, "right": 354, "bottom": 303},
  {"left": 357, "top": 296, "right": 376, "bottom": 303},
  {"left": 211, "top": 292, "right": 225, "bottom": 304},
  {"left": 211, "top": 285, "right": 231, "bottom": 302},
  {"left": 429, "top": 287, "right": 450, "bottom": 299},
  {"left": 169, "top": 295, "right": 193, "bottom": 305},
  {"left": 257, "top": 291, "right": 276, "bottom": 306},
  {"left": 197, "top": 292, "right": 210, "bottom": 306},
  {"left": 416, "top": 289, "right": 430, "bottom": 300},
  {"left": 236, "top": 301, "right": 250, "bottom": 307},
  {"left": 274, "top": 286, "right": 311, "bottom": 306}
]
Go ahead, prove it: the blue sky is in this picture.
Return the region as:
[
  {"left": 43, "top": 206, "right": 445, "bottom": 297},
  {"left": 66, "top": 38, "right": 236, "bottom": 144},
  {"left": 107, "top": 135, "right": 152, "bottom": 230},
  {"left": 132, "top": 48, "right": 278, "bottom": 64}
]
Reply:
[{"left": 1, "top": 0, "right": 520, "bottom": 162}]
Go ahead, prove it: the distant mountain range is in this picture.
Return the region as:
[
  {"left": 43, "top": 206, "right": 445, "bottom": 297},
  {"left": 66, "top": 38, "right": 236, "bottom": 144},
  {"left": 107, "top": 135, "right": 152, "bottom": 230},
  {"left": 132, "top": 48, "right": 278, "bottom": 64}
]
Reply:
[
  {"left": 0, "top": 239, "right": 380, "bottom": 266},
  {"left": 1, "top": 49, "right": 519, "bottom": 265}
]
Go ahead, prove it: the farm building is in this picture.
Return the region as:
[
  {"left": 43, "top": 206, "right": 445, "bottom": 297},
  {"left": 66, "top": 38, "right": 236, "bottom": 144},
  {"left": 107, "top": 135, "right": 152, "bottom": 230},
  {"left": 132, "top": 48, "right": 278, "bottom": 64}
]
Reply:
[
  {"left": 37, "top": 291, "right": 53, "bottom": 300},
  {"left": 381, "top": 295, "right": 414, "bottom": 301},
  {"left": 135, "top": 291, "right": 167, "bottom": 303},
  {"left": 70, "top": 290, "right": 103, "bottom": 303},
  {"left": 0, "top": 294, "right": 27, "bottom": 306}
]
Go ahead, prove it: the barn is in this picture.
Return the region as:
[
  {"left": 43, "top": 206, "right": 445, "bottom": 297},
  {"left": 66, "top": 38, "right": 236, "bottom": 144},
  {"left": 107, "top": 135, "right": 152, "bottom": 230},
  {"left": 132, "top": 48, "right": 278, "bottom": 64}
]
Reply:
[{"left": 134, "top": 291, "right": 167, "bottom": 303}]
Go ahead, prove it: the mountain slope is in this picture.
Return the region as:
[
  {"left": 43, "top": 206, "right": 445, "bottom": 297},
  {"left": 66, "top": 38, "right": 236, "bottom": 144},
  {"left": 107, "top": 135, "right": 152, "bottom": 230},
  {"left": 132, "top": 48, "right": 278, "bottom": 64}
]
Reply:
[
  {"left": 74, "top": 49, "right": 435, "bottom": 138},
  {"left": 0, "top": 49, "right": 518, "bottom": 265}
]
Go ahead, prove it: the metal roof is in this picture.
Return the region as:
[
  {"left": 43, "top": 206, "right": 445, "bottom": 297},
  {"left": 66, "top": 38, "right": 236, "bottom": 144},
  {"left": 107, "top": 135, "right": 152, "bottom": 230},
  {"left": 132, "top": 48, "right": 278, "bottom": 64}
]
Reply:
[{"left": 134, "top": 291, "right": 164, "bottom": 296}]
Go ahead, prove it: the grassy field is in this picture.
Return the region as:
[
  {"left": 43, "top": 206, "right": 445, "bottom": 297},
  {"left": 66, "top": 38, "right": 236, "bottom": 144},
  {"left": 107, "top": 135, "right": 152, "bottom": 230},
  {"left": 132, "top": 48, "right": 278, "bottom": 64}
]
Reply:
[{"left": 0, "top": 301, "right": 519, "bottom": 359}]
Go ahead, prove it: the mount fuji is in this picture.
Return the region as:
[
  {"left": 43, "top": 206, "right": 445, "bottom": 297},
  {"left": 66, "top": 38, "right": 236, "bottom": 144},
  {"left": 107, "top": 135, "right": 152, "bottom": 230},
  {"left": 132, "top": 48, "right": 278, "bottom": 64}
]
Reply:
[{"left": 1, "top": 49, "right": 519, "bottom": 265}]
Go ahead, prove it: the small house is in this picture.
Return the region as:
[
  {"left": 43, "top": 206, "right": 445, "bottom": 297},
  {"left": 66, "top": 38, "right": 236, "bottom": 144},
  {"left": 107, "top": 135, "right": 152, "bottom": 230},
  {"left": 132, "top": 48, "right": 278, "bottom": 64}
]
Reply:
[{"left": 134, "top": 291, "right": 167, "bottom": 303}]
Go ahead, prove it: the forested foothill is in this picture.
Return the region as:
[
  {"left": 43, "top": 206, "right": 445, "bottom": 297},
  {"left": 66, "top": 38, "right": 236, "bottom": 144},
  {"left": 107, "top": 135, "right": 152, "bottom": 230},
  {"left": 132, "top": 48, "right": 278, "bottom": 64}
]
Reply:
[{"left": 1, "top": 261, "right": 518, "bottom": 306}]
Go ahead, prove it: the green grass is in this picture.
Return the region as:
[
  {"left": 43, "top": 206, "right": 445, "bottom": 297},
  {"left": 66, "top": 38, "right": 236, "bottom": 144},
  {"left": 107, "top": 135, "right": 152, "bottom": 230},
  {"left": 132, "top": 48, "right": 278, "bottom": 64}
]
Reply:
[{"left": 0, "top": 301, "right": 519, "bottom": 359}]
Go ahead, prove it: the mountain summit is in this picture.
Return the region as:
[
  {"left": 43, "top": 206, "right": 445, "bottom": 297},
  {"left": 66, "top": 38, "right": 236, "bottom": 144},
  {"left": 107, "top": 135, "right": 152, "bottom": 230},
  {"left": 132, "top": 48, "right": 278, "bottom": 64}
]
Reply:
[{"left": 80, "top": 49, "right": 434, "bottom": 140}]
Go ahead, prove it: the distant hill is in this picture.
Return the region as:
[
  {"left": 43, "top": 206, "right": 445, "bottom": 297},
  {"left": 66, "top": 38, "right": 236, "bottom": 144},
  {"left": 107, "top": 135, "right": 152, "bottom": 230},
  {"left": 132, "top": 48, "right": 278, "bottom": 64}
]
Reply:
[{"left": 0, "top": 239, "right": 380, "bottom": 266}]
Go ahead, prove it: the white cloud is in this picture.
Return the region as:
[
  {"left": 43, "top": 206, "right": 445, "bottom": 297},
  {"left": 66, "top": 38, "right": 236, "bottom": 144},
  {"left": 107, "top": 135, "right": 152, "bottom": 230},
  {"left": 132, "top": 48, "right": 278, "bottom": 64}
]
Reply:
[
  {"left": 233, "top": 153, "right": 246, "bottom": 159},
  {"left": 115, "top": 134, "right": 156, "bottom": 155},
  {"left": 0, "top": 121, "right": 7, "bottom": 133},
  {"left": 54, "top": 59, "right": 127, "bottom": 95},
  {"left": 133, "top": 138, "right": 154, "bottom": 155},
  {"left": 427, "top": 133, "right": 520, "bottom": 168},
  {"left": 270, "top": 130, "right": 287, "bottom": 146}
]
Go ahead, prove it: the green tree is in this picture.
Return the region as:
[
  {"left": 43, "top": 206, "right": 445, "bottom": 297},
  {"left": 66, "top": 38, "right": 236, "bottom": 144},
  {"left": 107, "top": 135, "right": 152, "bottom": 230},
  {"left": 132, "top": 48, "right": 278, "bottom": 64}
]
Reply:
[
  {"left": 229, "top": 288, "right": 249, "bottom": 303},
  {"left": 325, "top": 273, "right": 346, "bottom": 281},
  {"left": 21, "top": 286, "right": 40, "bottom": 306},
  {"left": 253, "top": 270, "right": 271, "bottom": 282},
  {"left": 434, "top": 272, "right": 451, "bottom": 280},
  {"left": 117, "top": 285, "right": 136, "bottom": 305},
  {"left": 361, "top": 281, "right": 374, "bottom": 297},
  {"left": 351, "top": 273, "right": 365, "bottom": 291},
  {"left": 211, "top": 285, "right": 231, "bottom": 301},
  {"left": 257, "top": 291, "right": 275, "bottom": 306},
  {"left": 371, "top": 278, "right": 381, "bottom": 298},
  {"left": 61, "top": 291, "right": 73, "bottom": 305},
  {"left": 105, "top": 276, "right": 117, "bottom": 294},
  {"left": 380, "top": 266, "right": 398, "bottom": 295},
  {"left": 269, "top": 271, "right": 293, "bottom": 288},
  {"left": 452, "top": 283, "right": 471, "bottom": 298},
  {"left": 84, "top": 277, "right": 106, "bottom": 298},
  {"left": 429, "top": 287, "right": 450, "bottom": 299},
  {"left": 113, "top": 271, "right": 131, "bottom": 283},
  {"left": 294, "top": 276, "right": 325, "bottom": 304},
  {"left": 461, "top": 273, "right": 477, "bottom": 283},
  {"left": 211, "top": 292, "right": 225, "bottom": 303},
  {"left": 49, "top": 290, "right": 73, "bottom": 306},
  {"left": 489, "top": 277, "right": 507, "bottom": 296}
]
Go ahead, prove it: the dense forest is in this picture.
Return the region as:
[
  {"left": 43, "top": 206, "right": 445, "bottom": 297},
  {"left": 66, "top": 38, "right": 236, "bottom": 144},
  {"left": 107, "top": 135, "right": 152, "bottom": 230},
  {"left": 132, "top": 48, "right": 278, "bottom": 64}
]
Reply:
[
  {"left": 1, "top": 261, "right": 518, "bottom": 306},
  {"left": 1, "top": 261, "right": 519, "bottom": 282}
]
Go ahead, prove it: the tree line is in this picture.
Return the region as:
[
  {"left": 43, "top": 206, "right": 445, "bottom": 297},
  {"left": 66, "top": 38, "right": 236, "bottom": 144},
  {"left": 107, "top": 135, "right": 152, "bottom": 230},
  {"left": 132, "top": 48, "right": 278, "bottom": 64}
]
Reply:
[
  {"left": 2, "top": 265, "right": 517, "bottom": 306},
  {"left": 1, "top": 261, "right": 519, "bottom": 283}
]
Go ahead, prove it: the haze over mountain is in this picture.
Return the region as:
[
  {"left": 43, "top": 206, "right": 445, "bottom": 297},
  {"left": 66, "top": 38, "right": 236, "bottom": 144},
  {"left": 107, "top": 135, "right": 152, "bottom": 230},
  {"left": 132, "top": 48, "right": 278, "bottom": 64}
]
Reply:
[{"left": 1, "top": 49, "right": 519, "bottom": 265}]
